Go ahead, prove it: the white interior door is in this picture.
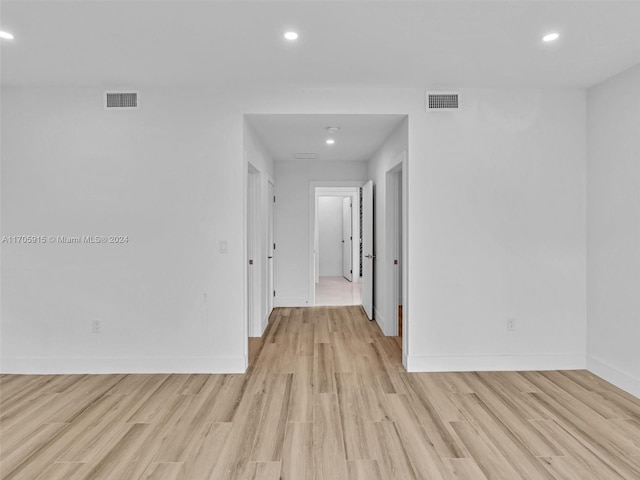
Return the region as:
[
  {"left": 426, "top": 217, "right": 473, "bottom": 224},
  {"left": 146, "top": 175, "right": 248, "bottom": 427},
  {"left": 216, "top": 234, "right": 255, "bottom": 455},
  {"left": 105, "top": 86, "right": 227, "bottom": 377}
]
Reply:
[
  {"left": 342, "top": 197, "right": 352, "bottom": 281},
  {"left": 362, "top": 181, "right": 374, "bottom": 319},
  {"left": 267, "top": 181, "right": 275, "bottom": 316}
]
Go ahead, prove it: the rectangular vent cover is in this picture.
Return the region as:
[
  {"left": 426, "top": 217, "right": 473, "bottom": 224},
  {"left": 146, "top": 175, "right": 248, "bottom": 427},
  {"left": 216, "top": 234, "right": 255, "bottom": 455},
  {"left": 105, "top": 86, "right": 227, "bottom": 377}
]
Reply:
[
  {"left": 426, "top": 91, "right": 461, "bottom": 111},
  {"left": 104, "top": 91, "right": 139, "bottom": 110}
]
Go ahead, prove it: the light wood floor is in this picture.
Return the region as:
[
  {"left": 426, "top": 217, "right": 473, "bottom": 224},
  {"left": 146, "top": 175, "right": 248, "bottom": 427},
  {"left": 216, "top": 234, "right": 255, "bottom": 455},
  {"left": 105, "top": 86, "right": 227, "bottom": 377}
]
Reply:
[{"left": 2, "top": 306, "right": 640, "bottom": 479}]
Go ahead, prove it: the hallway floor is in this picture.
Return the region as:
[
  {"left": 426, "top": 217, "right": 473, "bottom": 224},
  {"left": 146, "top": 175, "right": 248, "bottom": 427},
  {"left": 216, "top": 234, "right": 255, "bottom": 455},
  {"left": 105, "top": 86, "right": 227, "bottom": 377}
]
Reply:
[
  {"left": 315, "top": 276, "right": 362, "bottom": 306},
  {"left": 2, "top": 307, "right": 640, "bottom": 479}
]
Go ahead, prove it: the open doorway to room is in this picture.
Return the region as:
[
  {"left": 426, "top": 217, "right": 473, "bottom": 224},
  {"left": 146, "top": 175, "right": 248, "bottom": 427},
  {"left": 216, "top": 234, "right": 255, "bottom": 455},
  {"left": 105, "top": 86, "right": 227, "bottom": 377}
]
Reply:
[
  {"left": 314, "top": 187, "right": 361, "bottom": 306},
  {"left": 244, "top": 113, "right": 408, "bottom": 366}
]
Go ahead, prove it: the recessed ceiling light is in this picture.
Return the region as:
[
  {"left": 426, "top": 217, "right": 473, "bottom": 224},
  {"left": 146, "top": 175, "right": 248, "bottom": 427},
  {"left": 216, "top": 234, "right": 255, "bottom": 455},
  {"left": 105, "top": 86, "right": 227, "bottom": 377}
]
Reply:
[
  {"left": 542, "top": 32, "right": 560, "bottom": 42},
  {"left": 326, "top": 139, "right": 335, "bottom": 145},
  {"left": 0, "top": 31, "right": 15, "bottom": 40},
  {"left": 284, "top": 31, "right": 298, "bottom": 41}
]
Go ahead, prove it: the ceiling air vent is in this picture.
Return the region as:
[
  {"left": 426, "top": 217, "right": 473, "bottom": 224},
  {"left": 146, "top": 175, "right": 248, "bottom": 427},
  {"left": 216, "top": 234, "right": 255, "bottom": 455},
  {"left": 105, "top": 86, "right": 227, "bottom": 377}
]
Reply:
[
  {"left": 426, "top": 91, "right": 461, "bottom": 112},
  {"left": 104, "top": 91, "right": 139, "bottom": 110}
]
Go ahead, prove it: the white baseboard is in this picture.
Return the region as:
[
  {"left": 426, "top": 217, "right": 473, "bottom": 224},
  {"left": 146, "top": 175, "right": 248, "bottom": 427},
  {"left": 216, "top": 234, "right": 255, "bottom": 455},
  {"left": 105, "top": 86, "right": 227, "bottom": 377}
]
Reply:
[
  {"left": 274, "top": 297, "right": 309, "bottom": 307},
  {"left": 0, "top": 355, "right": 247, "bottom": 375},
  {"left": 405, "top": 353, "right": 586, "bottom": 373},
  {"left": 587, "top": 355, "right": 640, "bottom": 398}
]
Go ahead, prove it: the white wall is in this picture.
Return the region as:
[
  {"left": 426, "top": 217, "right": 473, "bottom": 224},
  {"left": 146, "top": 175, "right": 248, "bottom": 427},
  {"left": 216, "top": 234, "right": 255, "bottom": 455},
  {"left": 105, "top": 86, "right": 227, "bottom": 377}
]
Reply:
[
  {"left": 1, "top": 85, "right": 588, "bottom": 375},
  {"left": 412, "top": 89, "right": 587, "bottom": 372},
  {"left": 368, "top": 118, "right": 408, "bottom": 335},
  {"left": 587, "top": 64, "right": 640, "bottom": 397},
  {"left": 1, "top": 87, "right": 248, "bottom": 373},
  {"left": 318, "top": 196, "right": 346, "bottom": 277},
  {"left": 274, "top": 160, "right": 368, "bottom": 306},
  {"left": 244, "top": 119, "right": 275, "bottom": 179}
]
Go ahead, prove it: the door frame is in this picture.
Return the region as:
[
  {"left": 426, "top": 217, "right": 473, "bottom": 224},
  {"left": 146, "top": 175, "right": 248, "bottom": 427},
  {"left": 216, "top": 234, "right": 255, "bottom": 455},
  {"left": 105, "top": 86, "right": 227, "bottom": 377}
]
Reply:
[
  {"left": 308, "top": 182, "right": 364, "bottom": 306},
  {"left": 384, "top": 152, "right": 408, "bottom": 355},
  {"left": 341, "top": 196, "right": 353, "bottom": 282},
  {"left": 266, "top": 180, "right": 275, "bottom": 321},
  {"left": 247, "top": 163, "right": 261, "bottom": 338}
]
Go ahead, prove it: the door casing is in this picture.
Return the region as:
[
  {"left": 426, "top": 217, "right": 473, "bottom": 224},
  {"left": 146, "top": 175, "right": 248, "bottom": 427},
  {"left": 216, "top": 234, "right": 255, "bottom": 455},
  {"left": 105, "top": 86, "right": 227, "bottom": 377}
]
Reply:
[{"left": 308, "top": 182, "right": 364, "bottom": 306}]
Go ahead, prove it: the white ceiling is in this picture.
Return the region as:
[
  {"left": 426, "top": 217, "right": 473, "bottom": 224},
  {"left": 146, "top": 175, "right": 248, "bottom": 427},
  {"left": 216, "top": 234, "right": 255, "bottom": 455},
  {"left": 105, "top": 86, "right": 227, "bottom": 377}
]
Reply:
[
  {"left": 246, "top": 114, "right": 406, "bottom": 162},
  {"left": 1, "top": 1, "right": 639, "bottom": 89}
]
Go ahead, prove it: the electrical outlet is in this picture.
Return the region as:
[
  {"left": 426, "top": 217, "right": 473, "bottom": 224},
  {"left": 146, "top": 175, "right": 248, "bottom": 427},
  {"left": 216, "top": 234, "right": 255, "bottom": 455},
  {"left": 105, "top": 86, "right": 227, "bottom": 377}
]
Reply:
[
  {"left": 507, "top": 318, "right": 516, "bottom": 332},
  {"left": 92, "top": 319, "right": 101, "bottom": 334}
]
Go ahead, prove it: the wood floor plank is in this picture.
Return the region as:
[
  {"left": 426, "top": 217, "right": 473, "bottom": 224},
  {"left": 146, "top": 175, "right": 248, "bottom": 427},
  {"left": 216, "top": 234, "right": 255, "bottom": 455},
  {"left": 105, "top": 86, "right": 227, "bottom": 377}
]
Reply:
[
  {"left": 204, "top": 374, "right": 249, "bottom": 422},
  {"left": 105, "top": 374, "right": 167, "bottom": 396},
  {"left": 0, "top": 423, "right": 70, "bottom": 480},
  {"left": 543, "top": 370, "right": 632, "bottom": 419},
  {"left": 2, "top": 306, "right": 640, "bottom": 479},
  {"left": 281, "top": 422, "right": 313, "bottom": 480},
  {"left": 530, "top": 419, "right": 628, "bottom": 480},
  {"left": 336, "top": 373, "right": 374, "bottom": 460},
  {"left": 250, "top": 374, "right": 293, "bottom": 461},
  {"left": 208, "top": 392, "right": 267, "bottom": 480},
  {"left": 247, "top": 461, "right": 281, "bottom": 479},
  {"left": 524, "top": 373, "right": 640, "bottom": 470},
  {"left": 180, "top": 422, "right": 232, "bottom": 480},
  {"left": 313, "top": 393, "right": 348, "bottom": 480},
  {"left": 398, "top": 373, "right": 468, "bottom": 459},
  {"left": 125, "top": 375, "right": 190, "bottom": 424},
  {"left": 444, "top": 458, "right": 489, "bottom": 480},
  {"left": 460, "top": 372, "right": 563, "bottom": 457},
  {"left": 385, "top": 394, "right": 448, "bottom": 480},
  {"left": 34, "top": 462, "right": 85, "bottom": 480},
  {"left": 140, "top": 462, "right": 184, "bottom": 480},
  {"left": 365, "top": 421, "right": 417, "bottom": 480},
  {"left": 452, "top": 392, "right": 556, "bottom": 479},
  {"left": 56, "top": 394, "right": 142, "bottom": 462},
  {"left": 346, "top": 459, "right": 383, "bottom": 480},
  {"left": 451, "top": 421, "right": 523, "bottom": 480},
  {"left": 315, "top": 343, "right": 337, "bottom": 394},
  {"left": 79, "top": 423, "right": 152, "bottom": 480},
  {"left": 287, "top": 356, "right": 314, "bottom": 423}
]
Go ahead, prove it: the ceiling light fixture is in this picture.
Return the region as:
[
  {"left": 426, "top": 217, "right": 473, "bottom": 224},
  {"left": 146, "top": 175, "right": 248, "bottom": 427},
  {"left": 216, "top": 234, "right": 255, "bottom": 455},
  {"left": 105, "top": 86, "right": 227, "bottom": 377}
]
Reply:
[
  {"left": 284, "top": 31, "right": 298, "bottom": 41},
  {"left": 542, "top": 32, "right": 560, "bottom": 42},
  {"left": 327, "top": 126, "right": 340, "bottom": 134},
  {"left": 326, "top": 139, "right": 335, "bottom": 145},
  {"left": 0, "top": 31, "right": 15, "bottom": 40}
]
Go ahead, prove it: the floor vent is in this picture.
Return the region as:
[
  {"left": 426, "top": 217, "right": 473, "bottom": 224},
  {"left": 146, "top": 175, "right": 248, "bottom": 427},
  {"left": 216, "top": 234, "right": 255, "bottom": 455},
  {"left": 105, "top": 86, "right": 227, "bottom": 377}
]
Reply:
[
  {"left": 426, "top": 91, "right": 461, "bottom": 111},
  {"left": 104, "top": 91, "right": 139, "bottom": 110}
]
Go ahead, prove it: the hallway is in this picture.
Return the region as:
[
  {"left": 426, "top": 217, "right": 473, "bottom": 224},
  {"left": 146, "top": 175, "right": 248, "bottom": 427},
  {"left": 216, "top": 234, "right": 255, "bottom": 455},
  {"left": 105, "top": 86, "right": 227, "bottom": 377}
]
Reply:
[
  {"left": 315, "top": 276, "right": 363, "bottom": 306},
  {"left": 2, "top": 307, "right": 640, "bottom": 479}
]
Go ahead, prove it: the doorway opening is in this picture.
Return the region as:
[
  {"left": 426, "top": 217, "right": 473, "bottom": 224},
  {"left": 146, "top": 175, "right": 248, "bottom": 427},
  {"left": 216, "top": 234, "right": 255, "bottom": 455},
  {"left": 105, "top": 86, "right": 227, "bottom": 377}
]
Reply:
[
  {"left": 244, "top": 113, "right": 408, "bottom": 368},
  {"left": 315, "top": 188, "right": 362, "bottom": 306},
  {"left": 308, "top": 183, "right": 366, "bottom": 307}
]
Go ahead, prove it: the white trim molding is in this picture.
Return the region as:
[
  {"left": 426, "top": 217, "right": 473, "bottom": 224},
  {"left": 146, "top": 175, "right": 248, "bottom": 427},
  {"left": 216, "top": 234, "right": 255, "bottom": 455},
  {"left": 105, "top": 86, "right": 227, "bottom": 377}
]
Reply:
[
  {"left": 274, "top": 297, "right": 309, "bottom": 308},
  {"left": 587, "top": 355, "right": 640, "bottom": 398},
  {"left": 405, "top": 353, "right": 586, "bottom": 373},
  {"left": 0, "top": 356, "right": 247, "bottom": 375}
]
